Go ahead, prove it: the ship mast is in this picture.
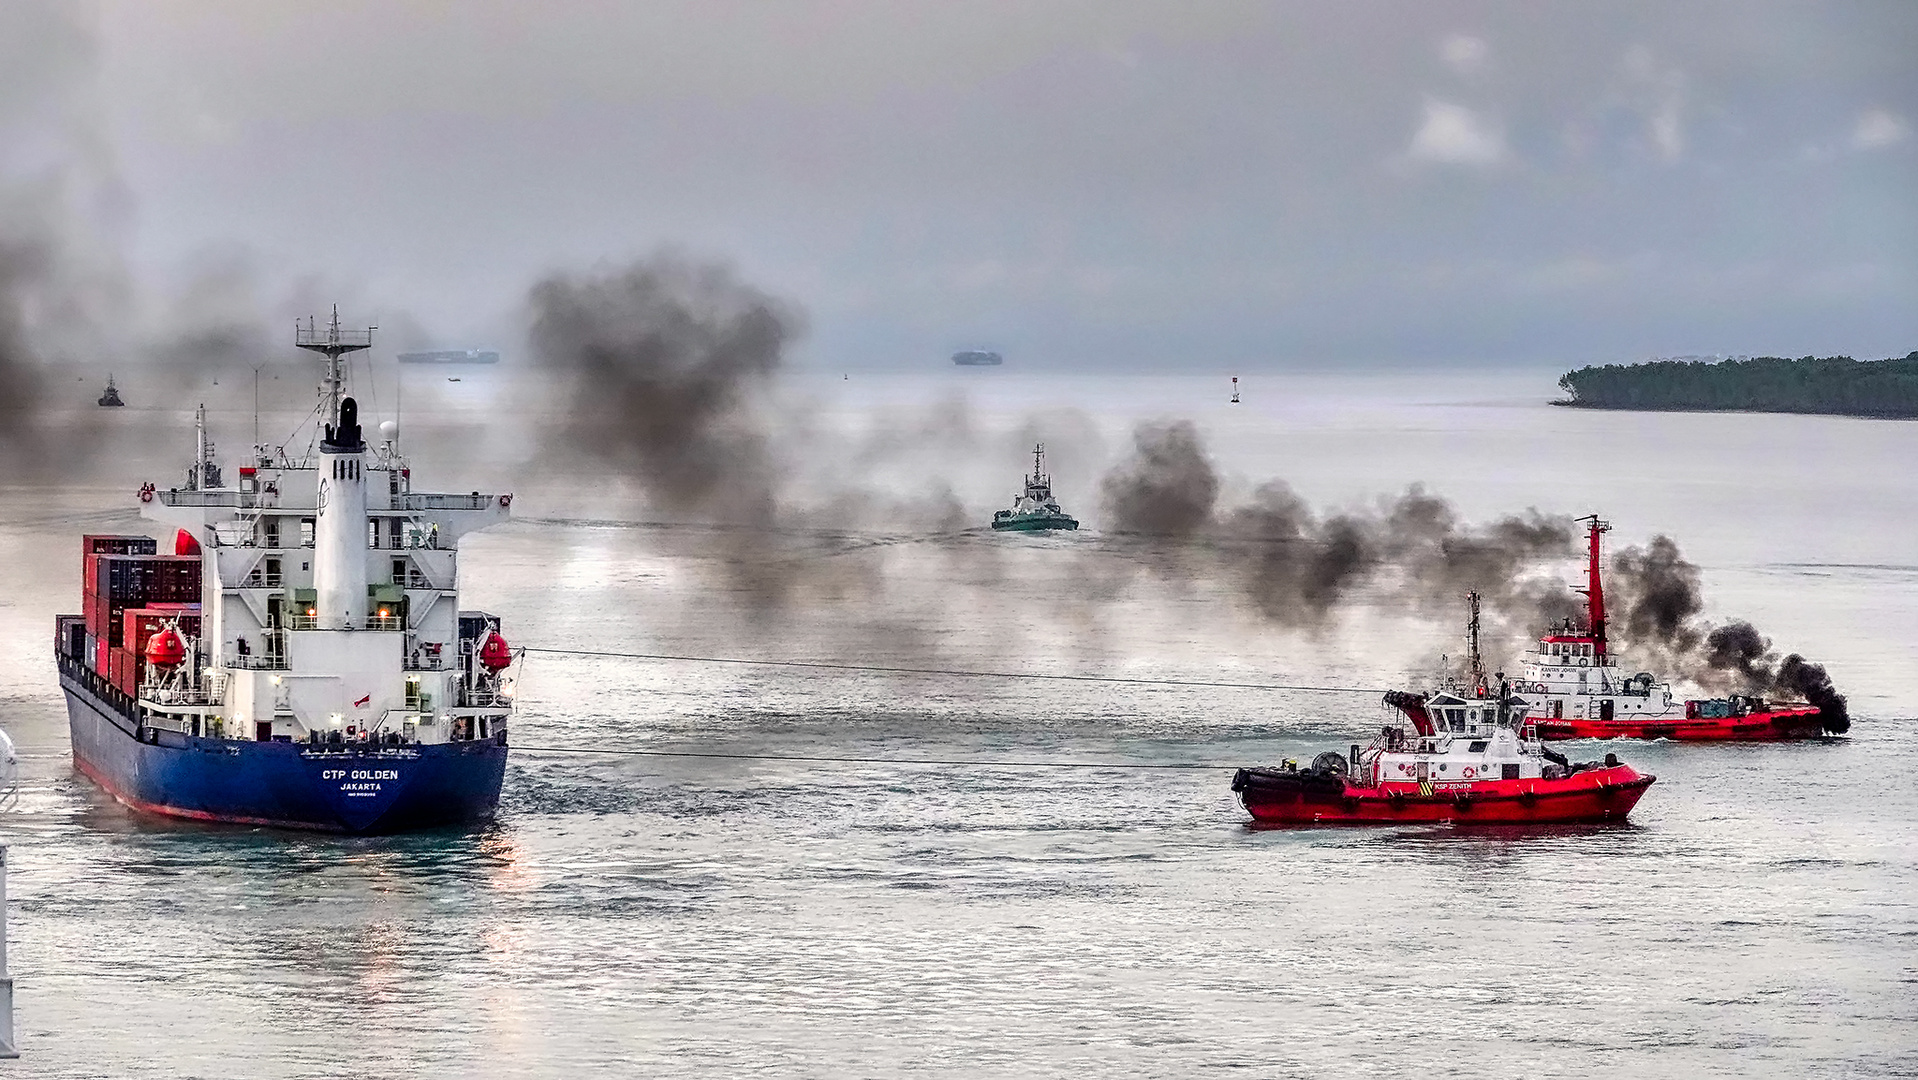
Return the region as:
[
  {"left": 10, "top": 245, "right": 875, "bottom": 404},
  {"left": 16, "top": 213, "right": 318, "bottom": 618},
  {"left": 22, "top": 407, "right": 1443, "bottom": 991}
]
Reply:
[
  {"left": 1466, "top": 589, "right": 1486, "bottom": 694},
  {"left": 295, "top": 305, "right": 374, "bottom": 429},
  {"left": 297, "top": 308, "right": 376, "bottom": 631},
  {"left": 1578, "top": 515, "right": 1610, "bottom": 662}
]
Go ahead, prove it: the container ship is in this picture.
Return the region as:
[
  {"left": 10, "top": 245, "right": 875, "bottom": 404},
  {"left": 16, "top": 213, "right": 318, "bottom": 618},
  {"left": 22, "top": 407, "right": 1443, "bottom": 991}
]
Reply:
[
  {"left": 1516, "top": 517, "right": 1836, "bottom": 740},
  {"left": 397, "top": 349, "right": 500, "bottom": 364},
  {"left": 54, "top": 312, "right": 518, "bottom": 833},
  {"left": 990, "top": 443, "right": 1079, "bottom": 532}
]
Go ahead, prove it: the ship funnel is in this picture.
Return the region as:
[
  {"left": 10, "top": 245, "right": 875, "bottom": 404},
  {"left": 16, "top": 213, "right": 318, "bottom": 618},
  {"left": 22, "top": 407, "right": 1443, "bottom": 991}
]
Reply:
[
  {"left": 315, "top": 396, "right": 370, "bottom": 629},
  {"left": 323, "top": 397, "right": 366, "bottom": 453}
]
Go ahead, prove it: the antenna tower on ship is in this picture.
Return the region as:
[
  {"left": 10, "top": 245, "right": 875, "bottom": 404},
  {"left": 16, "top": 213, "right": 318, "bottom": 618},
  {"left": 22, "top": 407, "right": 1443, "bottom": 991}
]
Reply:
[
  {"left": 1032, "top": 442, "right": 1047, "bottom": 486},
  {"left": 295, "top": 305, "right": 375, "bottom": 427},
  {"left": 1466, "top": 589, "right": 1486, "bottom": 694}
]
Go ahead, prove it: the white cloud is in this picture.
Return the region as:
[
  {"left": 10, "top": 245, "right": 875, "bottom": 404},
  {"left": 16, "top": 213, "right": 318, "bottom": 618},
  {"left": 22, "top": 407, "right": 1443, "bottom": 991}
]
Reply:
[
  {"left": 1406, "top": 99, "right": 1506, "bottom": 166},
  {"left": 1620, "top": 45, "right": 1685, "bottom": 162},
  {"left": 1439, "top": 34, "right": 1487, "bottom": 76},
  {"left": 1853, "top": 108, "right": 1909, "bottom": 150}
]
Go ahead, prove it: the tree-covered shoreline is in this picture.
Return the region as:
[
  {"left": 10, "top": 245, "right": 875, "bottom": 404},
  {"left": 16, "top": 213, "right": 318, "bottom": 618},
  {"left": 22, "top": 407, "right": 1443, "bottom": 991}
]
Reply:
[{"left": 1556, "top": 352, "right": 1918, "bottom": 418}]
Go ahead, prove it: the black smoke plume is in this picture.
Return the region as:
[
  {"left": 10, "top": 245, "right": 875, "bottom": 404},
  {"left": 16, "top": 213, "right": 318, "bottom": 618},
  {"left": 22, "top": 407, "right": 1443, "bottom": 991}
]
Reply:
[
  {"left": 1099, "top": 421, "right": 1579, "bottom": 631},
  {"left": 1609, "top": 537, "right": 1850, "bottom": 733},
  {"left": 527, "top": 252, "right": 799, "bottom": 528},
  {"left": 1100, "top": 420, "right": 1218, "bottom": 538}
]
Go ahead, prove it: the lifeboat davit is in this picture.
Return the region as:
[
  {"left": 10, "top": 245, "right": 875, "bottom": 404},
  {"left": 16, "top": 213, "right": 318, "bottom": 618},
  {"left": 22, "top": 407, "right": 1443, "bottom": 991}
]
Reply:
[{"left": 1232, "top": 689, "right": 1654, "bottom": 827}]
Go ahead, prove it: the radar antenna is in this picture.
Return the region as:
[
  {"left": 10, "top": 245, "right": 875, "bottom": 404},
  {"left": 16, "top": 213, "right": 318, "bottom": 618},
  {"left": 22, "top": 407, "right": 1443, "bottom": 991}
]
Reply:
[{"left": 295, "top": 305, "right": 375, "bottom": 428}]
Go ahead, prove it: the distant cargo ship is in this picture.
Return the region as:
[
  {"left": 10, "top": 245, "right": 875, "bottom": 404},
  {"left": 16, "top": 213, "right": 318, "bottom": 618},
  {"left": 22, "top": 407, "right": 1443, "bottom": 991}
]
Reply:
[
  {"left": 398, "top": 350, "right": 500, "bottom": 364},
  {"left": 952, "top": 350, "right": 1003, "bottom": 366}
]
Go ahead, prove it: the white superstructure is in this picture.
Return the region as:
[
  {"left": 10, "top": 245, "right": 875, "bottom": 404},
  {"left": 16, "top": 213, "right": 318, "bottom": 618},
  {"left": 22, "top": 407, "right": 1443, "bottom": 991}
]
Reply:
[{"left": 136, "top": 310, "right": 517, "bottom": 748}]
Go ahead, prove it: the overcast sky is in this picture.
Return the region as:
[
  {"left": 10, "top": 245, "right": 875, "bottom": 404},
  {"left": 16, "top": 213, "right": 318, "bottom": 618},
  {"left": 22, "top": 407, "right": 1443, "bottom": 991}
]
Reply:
[{"left": 8, "top": 1, "right": 1916, "bottom": 369}]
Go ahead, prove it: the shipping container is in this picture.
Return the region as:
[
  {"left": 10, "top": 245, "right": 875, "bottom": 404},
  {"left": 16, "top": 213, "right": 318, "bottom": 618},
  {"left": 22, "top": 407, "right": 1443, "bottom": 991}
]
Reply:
[
  {"left": 95, "top": 635, "right": 110, "bottom": 674},
  {"left": 84, "top": 553, "right": 203, "bottom": 605},
  {"left": 82, "top": 534, "right": 157, "bottom": 557}
]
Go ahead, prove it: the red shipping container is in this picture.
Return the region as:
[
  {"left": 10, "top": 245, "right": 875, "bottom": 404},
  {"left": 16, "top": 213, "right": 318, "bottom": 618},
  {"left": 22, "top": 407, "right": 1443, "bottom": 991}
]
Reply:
[{"left": 95, "top": 635, "right": 110, "bottom": 674}]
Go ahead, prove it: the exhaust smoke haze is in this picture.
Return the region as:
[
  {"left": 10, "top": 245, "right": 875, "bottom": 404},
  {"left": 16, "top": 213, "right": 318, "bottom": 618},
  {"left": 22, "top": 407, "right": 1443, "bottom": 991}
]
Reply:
[{"left": 1609, "top": 536, "right": 1850, "bottom": 732}]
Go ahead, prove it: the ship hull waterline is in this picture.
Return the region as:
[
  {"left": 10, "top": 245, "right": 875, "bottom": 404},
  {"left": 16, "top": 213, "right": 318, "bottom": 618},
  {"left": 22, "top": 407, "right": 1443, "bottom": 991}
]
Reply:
[
  {"left": 1233, "top": 765, "right": 1654, "bottom": 826},
  {"left": 61, "top": 666, "right": 506, "bottom": 834},
  {"left": 990, "top": 515, "right": 1079, "bottom": 532},
  {"left": 1533, "top": 709, "right": 1827, "bottom": 741}
]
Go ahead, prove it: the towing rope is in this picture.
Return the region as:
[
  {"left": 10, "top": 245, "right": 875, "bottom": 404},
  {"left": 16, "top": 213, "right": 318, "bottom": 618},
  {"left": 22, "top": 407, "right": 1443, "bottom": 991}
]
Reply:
[
  {"left": 520, "top": 646, "right": 1388, "bottom": 696},
  {"left": 510, "top": 743, "right": 1231, "bottom": 769}
]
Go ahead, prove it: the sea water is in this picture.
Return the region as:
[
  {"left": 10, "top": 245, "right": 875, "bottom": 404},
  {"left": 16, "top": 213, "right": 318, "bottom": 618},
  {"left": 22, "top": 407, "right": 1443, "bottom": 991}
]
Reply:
[{"left": 0, "top": 367, "right": 1911, "bottom": 1078}]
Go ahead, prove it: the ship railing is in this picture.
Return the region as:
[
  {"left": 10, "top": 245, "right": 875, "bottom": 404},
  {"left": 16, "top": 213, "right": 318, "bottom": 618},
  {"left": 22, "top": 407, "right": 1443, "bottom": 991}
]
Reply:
[
  {"left": 139, "top": 685, "right": 219, "bottom": 707},
  {"left": 396, "top": 493, "right": 494, "bottom": 512},
  {"left": 240, "top": 572, "right": 285, "bottom": 588},
  {"left": 58, "top": 653, "right": 136, "bottom": 715},
  {"left": 226, "top": 654, "right": 289, "bottom": 671},
  {"left": 282, "top": 614, "right": 403, "bottom": 631},
  {"left": 158, "top": 490, "right": 279, "bottom": 509}
]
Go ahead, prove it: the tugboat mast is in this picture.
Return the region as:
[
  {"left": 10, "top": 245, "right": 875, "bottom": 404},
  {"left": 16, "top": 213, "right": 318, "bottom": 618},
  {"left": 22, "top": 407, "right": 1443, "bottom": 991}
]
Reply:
[
  {"left": 1466, "top": 589, "right": 1486, "bottom": 694},
  {"left": 1577, "top": 515, "right": 1611, "bottom": 662}
]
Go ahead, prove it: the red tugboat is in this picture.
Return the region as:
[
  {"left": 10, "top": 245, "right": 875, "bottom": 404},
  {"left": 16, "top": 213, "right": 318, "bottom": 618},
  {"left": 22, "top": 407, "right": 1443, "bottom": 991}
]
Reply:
[
  {"left": 1231, "top": 687, "right": 1654, "bottom": 826},
  {"left": 1518, "top": 517, "right": 1833, "bottom": 740}
]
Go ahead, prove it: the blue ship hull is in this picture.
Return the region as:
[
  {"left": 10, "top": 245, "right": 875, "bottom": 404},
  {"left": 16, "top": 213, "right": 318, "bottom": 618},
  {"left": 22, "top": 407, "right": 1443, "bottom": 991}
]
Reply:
[{"left": 59, "top": 658, "right": 506, "bottom": 834}]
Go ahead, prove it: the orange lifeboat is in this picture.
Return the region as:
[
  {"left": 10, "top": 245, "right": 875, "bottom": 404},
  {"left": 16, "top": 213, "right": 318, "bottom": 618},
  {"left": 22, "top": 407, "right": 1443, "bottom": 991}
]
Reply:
[
  {"left": 478, "top": 631, "right": 513, "bottom": 672},
  {"left": 144, "top": 626, "right": 188, "bottom": 668}
]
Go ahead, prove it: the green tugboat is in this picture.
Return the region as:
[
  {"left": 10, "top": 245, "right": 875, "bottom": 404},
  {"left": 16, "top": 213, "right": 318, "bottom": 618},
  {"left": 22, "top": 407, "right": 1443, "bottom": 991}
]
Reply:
[{"left": 991, "top": 443, "right": 1079, "bottom": 532}]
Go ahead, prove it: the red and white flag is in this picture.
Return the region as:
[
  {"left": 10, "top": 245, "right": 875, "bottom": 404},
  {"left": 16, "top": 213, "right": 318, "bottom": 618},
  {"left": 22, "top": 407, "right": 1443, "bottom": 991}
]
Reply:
[{"left": 354, "top": 693, "right": 371, "bottom": 708}]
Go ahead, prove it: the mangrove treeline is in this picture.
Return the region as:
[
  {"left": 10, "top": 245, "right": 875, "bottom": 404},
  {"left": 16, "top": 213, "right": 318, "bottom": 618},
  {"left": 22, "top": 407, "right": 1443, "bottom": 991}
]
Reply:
[{"left": 1556, "top": 352, "right": 1918, "bottom": 418}]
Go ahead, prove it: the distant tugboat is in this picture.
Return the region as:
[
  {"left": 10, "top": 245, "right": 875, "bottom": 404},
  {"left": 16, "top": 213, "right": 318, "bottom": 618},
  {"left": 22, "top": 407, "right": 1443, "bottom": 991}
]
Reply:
[
  {"left": 97, "top": 376, "right": 124, "bottom": 407},
  {"left": 952, "top": 350, "right": 1003, "bottom": 366},
  {"left": 991, "top": 443, "right": 1079, "bottom": 532}
]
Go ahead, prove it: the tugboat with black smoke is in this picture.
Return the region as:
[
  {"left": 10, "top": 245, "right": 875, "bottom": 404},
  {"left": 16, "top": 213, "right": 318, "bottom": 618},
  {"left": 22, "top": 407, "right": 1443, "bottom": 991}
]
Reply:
[
  {"left": 1231, "top": 688, "right": 1654, "bottom": 827},
  {"left": 54, "top": 310, "right": 519, "bottom": 832},
  {"left": 1516, "top": 517, "right": 1847, "bottom": 740},
  {"left": 1231, "top": 591, "right": 1655, "bottom": 826}
]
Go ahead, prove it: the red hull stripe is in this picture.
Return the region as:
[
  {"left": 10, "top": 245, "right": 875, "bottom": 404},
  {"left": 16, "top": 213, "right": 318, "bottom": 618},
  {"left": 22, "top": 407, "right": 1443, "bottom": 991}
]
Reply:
[
  {"left": 73, "top": 752, "right": 347, "bottom": 832},
  {"left": 1535, "top": 709, "right": 1825, "bottom": 741},
  {"left": 1240, "top": 768, "right": 1655, "bottom": 826}
]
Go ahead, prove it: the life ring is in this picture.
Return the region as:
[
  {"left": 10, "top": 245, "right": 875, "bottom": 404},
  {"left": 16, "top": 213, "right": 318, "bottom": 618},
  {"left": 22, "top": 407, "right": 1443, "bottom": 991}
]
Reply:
[
  {"left": 138, "top": 483, "right": 154, "bottom": 503},
  {"left": 1462, "top": 766, "right": 1476, "bottom": 779},
  {"left": 1533, "top": 682, "right": 1548, "bottom": 693},
  {"left": 499, "top": 493, "right": 512, "bottom": 508}
]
